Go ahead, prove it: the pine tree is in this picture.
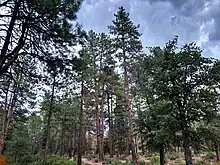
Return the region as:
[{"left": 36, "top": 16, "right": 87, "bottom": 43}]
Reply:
[
  {"left": 0, "top": 55, "right": 37, "bottom": 154},
  {"left": 108, "top": 6, "right": 142, "bottom": 163},
  {"left": 0, "top": 0, "right": 83, "bottom": 75},
  {"left": 79, "top": 30, "right": 116, "bottom": 161}
]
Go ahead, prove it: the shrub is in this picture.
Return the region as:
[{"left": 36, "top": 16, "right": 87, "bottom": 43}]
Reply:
[
  {"left": 203, "top": 152, "right": 216, "bottom": 160},
  {"left": 29, "top": 156, "right": 76, "bottom": 165},
  {"left": 194, "top": 160, "right": 209, "bottom": 165},
  {"left": 150, "top": 155, "right": 160, "bottom": 165},
  {"left": 138, "top": 160, "right": 146, "bottom": 165}
]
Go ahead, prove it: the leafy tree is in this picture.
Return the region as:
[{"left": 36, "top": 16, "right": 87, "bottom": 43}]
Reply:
[
  {"left": 198, "top": 116, "right": 220, "bottom": 162},
  {"left": 137, "top": 99, "right": 177, "bottom": 165},
  {"left": 139, "top": 37, "right": 220, "bottom": 164}
]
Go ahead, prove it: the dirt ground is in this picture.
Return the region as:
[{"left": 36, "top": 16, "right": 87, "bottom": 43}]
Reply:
[{"left": 82, "top": 154, "right": 219, "bottom": 165}]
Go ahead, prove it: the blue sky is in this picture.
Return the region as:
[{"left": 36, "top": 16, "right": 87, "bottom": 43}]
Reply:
[{"left": 77, "top": 0, "right": 220, "bottom": 58}]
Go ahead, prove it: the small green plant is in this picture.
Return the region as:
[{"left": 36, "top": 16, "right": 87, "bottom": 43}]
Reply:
[
  {"left": 29, "top": 156, "right": 76, "bottom": 165},
  {"left": 150, "top": 155, "right": 160, "bottom": 165},
  {"left": 138, "top": 160, "right": 146, "bottom": 165}
]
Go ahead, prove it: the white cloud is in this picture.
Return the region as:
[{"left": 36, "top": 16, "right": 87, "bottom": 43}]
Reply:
[{"left": 77, "top": 0, "right": 220, "bottom": 58}]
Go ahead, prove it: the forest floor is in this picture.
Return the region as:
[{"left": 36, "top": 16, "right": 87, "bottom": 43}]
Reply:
[
  {"left": 82, "top": 158, "right": 103, "bottom": 165},
  {"left": 81, "top": 154, "right": 218, "bottom": 165}
]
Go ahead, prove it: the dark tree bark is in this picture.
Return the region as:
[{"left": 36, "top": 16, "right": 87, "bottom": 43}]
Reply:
[
  {"left": 108, "top": 93, "right": 113, "bottom": 158},
  {"left": 122, "top": 34, "right": 137, "bottom": 163},
  {"left": 0, "top": 82, "right": 17, "bottom": 154},
  {"left": 100, "top": 90, "right": 105, "bottom": 161},
  {"left": 77, "top": 80, "right": 84, "bottom": 165},
  {"left": 159, "top": 144, "right": 165, "bottom": 165},
  {"left": 42, "top": 73, "right": 56, "bottom": 164},
  {"left": 95, "top": 84, "right": 101, "bottom": 159},
  {"left": 124, "top": 62, "right": 137, "bottom": 163},
  {"left": 214, "top": 142, "right": 220, "bottom": 162},
  {"left": 183, "top": 131, "right": 192, "bottom": 165}
]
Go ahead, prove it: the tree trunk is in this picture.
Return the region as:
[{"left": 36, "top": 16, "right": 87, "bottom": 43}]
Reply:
[
  {"left": 159, "top": 144, "right": 165, "bottom": 165},
  {"left": 68, "top": 133, "right": 74, "bottom": 158},
  {"left": 100, "top": 90, "right": 105, "bottom": 161},
  {"left": 108, "top": 93, "right": 113, "bottom": 158},
  {"left": 77, "top": 80, "right": 84, "bottom": 165},
  {"left": 42, "top": 74, "right": 56, "bottom": 164},
  {"left": 82, "top": 127, "right": 87, "bottom": 155},
  {"left": 214, "top": 142, "right": 220, "bottom": 162},
  {"left": 95, "top": 86, "right": 101, "bottom": 159},
  {"left": 183, "top": 132, "right": 192, "bottom": 165},
  {"left": 134, "top": 135, "right": 138, "bottom": 154},
  {"left": 0, "top": 0, "right": 20, "bottom": 64},
  {"left": 73, "top": 131, "right": 77, "bottom": 157},
  {"left": 141, "top": 136, "right": 144, "bottom": 155},
  {"left": 0, "top": 109, "right": 7, "bottom": 155},
  {"left": 0, "top": 82, "right": 15, "bottom": 154},
  {"left": 124, "top": 64, "right": 137, "bottom": 163}
]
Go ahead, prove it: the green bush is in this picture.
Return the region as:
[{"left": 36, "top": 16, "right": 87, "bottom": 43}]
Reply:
[
  {"left": 194, "top": 160, "right": 209, "bottom": 165},
  {"left": 29, "top": 156, "right": 76, "bottom": 165},
  {"left": 203, "top": 152, "right": 216, "bottom": 160},
  {"left": 150, "top": 155, "right": 160, "bottom": 165},
  {"left": 138, "top": 160, "right": 146, "bottom": 165},
  {"left": 109, "top": 160, "right": 122, "bottom": 165}
]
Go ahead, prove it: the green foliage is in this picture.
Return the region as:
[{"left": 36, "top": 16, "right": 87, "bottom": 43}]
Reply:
[
  {"left": 0, "top": 0, "right": 84, "bottom": 75},
  {"left": 108, "top": 6, "right": 142, "bottom": 57},
  {"left": 194, "top": 160, "right": 209, "bottom": 165},
  {"left": 135, "top": 36, "right": 220, "bottom": 163},
  {"left": 138, "top": 160, "right": 146, "bottom": 165},
  {"left": 29, "top": 156, "right": 76, "bottom": 165},
  {"left": 2, "top": 3, "right": 220, "bottom": 164},
  {"left": 150, "top": 155, "right": 160, "bottom": 165},
  {"left": 5, "top": 120, "right": 33, "bottom": 164},
  {"left": 202, "top": 152, "right": 216, "bottom": 160}
]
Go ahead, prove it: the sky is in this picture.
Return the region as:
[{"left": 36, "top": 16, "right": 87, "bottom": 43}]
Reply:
[{"left": 77, "top": 0, "right": 220, "bottom": 58}]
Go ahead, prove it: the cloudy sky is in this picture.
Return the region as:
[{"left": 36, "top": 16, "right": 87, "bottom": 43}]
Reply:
[{"left": 77, "top": 0, "right": 220, "bottom": 58}]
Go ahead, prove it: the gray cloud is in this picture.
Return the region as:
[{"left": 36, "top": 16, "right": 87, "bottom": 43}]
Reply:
[
  {"left": 77, "top": 0, "right": 220, "bottom": 57},
  {"left": 146, "top": 0, "right": 186, "bottom": 8},
  {"left": 146, "top": 0, "right": 220, "bottom": 41}
]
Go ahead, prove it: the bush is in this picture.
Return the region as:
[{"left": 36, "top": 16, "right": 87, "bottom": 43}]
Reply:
[
  {"left": 138, "top": 160, "right": 146, "bottom": 165},
  {"left": 150, "top": 155, "right": 160, "bottom": 165},
  {"left": 203, "top": 152, "right": 216, "bottom": 160},
  {"left": 29, "top": 156, "right": 76, "bottom": 165},
  {"left": 194, "top": 160, "right": 209, "bottom": 165}
]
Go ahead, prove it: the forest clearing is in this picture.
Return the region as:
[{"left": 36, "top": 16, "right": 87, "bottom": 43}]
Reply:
[{"left": 1, "top": 0, "right": 220, "bottom": 165}]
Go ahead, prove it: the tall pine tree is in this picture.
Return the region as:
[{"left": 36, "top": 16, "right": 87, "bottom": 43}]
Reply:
[{"left": 108, "top": 6, "right": 142, "bottom": 163}]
